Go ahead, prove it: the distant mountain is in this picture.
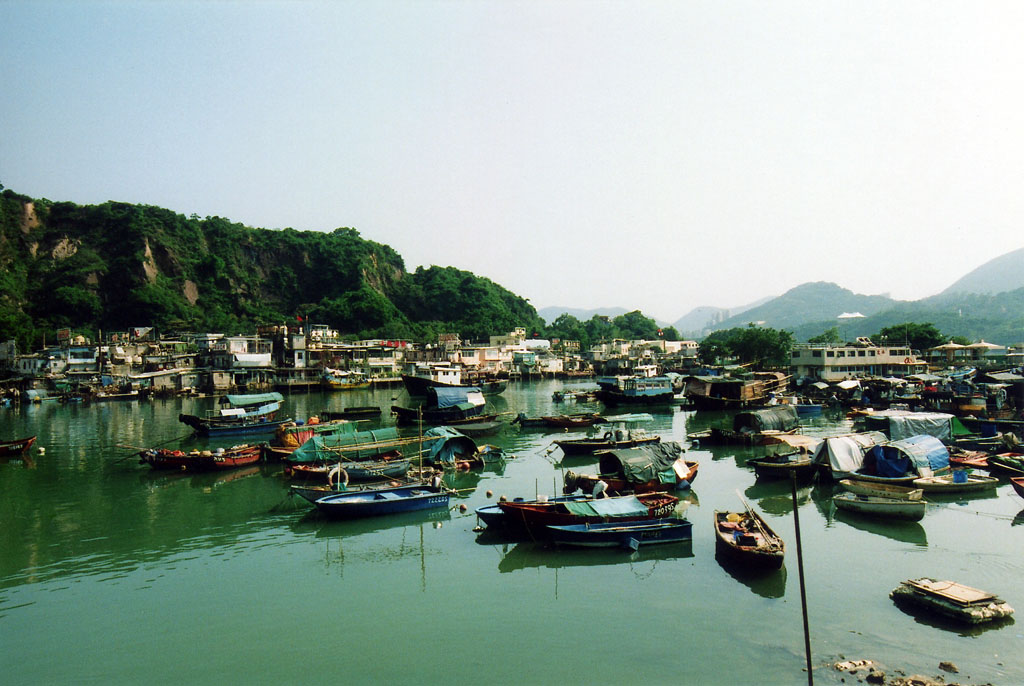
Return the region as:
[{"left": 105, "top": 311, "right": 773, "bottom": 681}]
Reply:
[
  {"left": 941, "top": 246, "right": 1024, "bottom": 296},
  {"left": 672, "top": 296, "right": 775, "bottom": 336},
  {"left": 712, "top": 282, "right": 899, "bottom": 331}
]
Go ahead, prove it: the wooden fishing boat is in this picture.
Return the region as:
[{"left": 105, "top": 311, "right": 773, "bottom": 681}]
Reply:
[
  {"left": 474, "top": 494, "right": 593, "bottom": 530},
  {"left": 286, "top": 458, "right": 410, "bottom": 482},
  {"left": 948, "top": 448, "right": 990, "bottom": 470},
  {"left": 290, "top": 480, "right": 425, "bottom": 505},
  {"left": 832, "top": 492, "right": 926, "bottom": 521},
  {"left": 0, "top": 435, "right": 36, "bottom": 457},
  {"left": 1010, "top": 477, "right": 1024, "bottom": 500},
  {"left": 714, "top": 508, "right": 785, "bottom": 569},
  {"left": 890, "top": 578, "right": 1014, "bottom": 624},
  {"left": 746, "top": 452, "right": 817, "bottom": 481},
  {"left": 318, "top": 406, "right": 382, "bottom": 421},
  {"left": 452, "top": 421, "right": 504, "bottom": 437},
  {"left": 554, "top": 428, "right": 660, "bottom": 456},
  {"left": 564, "top": 460, "right": 699, "bottom": 497},
  {"left": 497, "top": 492, "right": 679, "bottom": 535},
  {"left": 312, "top": 484, "right": 450, "bottom": 519},
  {"left": 985, "top": 453, "right": 1024, "bottom": 477},
  {"left": 139, "top": 443, "right": 262, "bottom": 471},
  {"left": 179, "top": 392, "right": 292, "bottom": 436},
  {"left": 912, "top": 472, "right": 999, "bottom": 494},
  {"left": 547, "top": 518, "right": 693, "bottom": 550},
  {"left": 838, "top": 478, "right": 922, "bottom": 500}
]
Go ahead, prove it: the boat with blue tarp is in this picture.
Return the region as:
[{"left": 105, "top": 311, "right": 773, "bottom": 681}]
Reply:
[
  {"left": 178, "top": 392, "right": 292, "bottom": 436},
  {"left": 391, "top": 386, "right": 488, "bottom": 425}
]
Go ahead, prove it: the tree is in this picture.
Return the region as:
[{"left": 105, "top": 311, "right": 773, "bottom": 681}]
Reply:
[
  {"left": 612, "top": 310, "right": 660, "bottom": 340},
  {"left": 807, "top": 327, "right": 842, "bottom": 345},
  {"left": 698, "top": 325, "right": 794, "bottom": 368},
  {"left": 874, "top": 322, "right": 945, "bottom": 351}
]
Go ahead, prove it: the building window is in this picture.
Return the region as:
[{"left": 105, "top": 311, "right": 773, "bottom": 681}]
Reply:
[{"left": 812, "top": 351, "right": 822, "bottom": 358}]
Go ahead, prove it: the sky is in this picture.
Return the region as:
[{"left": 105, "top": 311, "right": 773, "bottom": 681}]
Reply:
[{"left": 3, "top": 1, "right": 1024, "bottom": 324}]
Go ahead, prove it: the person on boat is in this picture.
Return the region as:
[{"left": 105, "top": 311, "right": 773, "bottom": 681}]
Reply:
[
  {"left": 430, "top": 471, "right": 444, "bottom": 489},
  {"left": 592, "top": 479, "right": 609, "bottom": 499}
]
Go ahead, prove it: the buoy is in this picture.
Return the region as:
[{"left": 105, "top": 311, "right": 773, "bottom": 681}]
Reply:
[
  {"left": 37, "top": 447, "right": 45, "bottom": 455},
  {"left": 499, "top": 494, "right": 507, "bottom": 502},
  {"left": 459, "top": 504, "right": 467, "bottom": 512},
  {"left": 486, "top": 490, "right": 493, "bottom": 498}
]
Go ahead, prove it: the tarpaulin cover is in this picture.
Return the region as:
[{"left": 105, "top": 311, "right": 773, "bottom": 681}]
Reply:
[
  {"left": 599, "top": 442, "right": 684, "bottom": 484},
  {"left": 765, "top": 434, "right": 823, "bottom": 456},
  {"left": 224, "top": 392, "right": 284, "bottom": 406},
  {"left": 430, "top": 386, "right": 484, "bottom": 409},
  {"left": 423, "top": 426, "right": 477, "bottom": 465},
  {"left": 562, "top": 495, "right": 648, "bottom": 518},
  {"left": 812, "top": 431, "right": 887, "bottom": 477},
  {"left": 290, "top": 427, "right": 400, "bottom": 463},
  {"left": 886, "top": 412, "right": 954, "bottom": 441},
  {"left": 870, "top": 434, "right": 949, "bottom": 478},
  {"left": 733, "top": 406, "right": 799, "bottom": 433}
]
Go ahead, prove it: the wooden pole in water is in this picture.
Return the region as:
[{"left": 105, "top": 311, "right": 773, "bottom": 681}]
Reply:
[
  {"left": 791, "top": 471, "right": 813, "bottom": 685},
  {"left": 418, "top": 407, "right": 424, "bottom": 479}
]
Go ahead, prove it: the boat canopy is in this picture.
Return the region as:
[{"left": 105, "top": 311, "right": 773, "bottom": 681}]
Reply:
[
  {"left": 430, "top": 386, "right": 485, "bottom": 409},
  {"left": 733, "top": 406, "right": 798, "bottom": 433},
  {"left": 224, "top": 392, "right": 284, "bottom": 407},
  {"left": 864, "top": 410, "right": 956, "bottom": 441},
  {"left": 423, "top": 426, "right": 478, "bottom": 465},
  {"left": 601, "top": 413, "right": 654, "bottom": 424},
  {"left": 599, "top": 442, "right": 685, "bottom": 485},
  {"left": 764, "top": 434, "right": 824, "bottom": 456},
  {"left": 562, "top": 495, "right": 648, "bottom": 518},
  {"left": 812, "top": 431, "right": 887, "bottom": 477},
  {"left": 869, "top": 434, "right": 949, "bottom": 478},
  {"left": 290, "top": 427, "right": 401, "bottom": 463}
]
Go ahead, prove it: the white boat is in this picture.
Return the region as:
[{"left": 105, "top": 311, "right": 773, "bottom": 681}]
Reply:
[
  {"left": 911, "top": 473, "right": 999, "bottom": 493},
  {"left": 832, "top": 492, "right": 926, "bottom": 521},
  {"left": 839, "top": 478, "right": 922, "bottom": 501}
]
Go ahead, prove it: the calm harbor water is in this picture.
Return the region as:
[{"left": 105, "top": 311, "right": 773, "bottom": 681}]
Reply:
[{"left": 2, "top": 380, "right": 1023, "bottom": 685}]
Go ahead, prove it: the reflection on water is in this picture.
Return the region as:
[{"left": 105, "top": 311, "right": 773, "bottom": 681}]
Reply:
[
  {"left": 829, "top": 509, "right": 928, "bottom": 547},
  {"left": 492, "top": 539, "right": 694, "bottom": 574},
  {"left": 714, "top": 550, "right": 788, "bottom": 598}
]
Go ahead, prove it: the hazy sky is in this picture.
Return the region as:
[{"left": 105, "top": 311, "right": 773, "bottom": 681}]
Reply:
[{"left": 3, "top": 2, "right": 1023, "bottom": 323}]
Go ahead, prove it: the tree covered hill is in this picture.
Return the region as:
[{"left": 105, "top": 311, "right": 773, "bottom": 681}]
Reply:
[{"left": 0, "top": 188, "right": 545, "bottom": 348}]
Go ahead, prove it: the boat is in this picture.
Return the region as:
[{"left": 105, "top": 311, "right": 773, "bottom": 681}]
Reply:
[
  {"left": 595, "top": 375, "right": 676, "bottom": 405},
  {"left": 1010, "top": 477, "right": 1024, "bottom": 500},
  {"left": 318, "top": 406, "right": 382, "bottom": 421},
  {"left": 290, "top": 479, "right": 428, "bottom": 504},
  {"left": 262, "top": 418, "right": 358, "bottom": 460},
  {"left": 497, "top": 492, "right": 679, "bottom": 536},
  {"left": 311, "top": 484, "right": 450, "bottom": 519},
  {"left": 178, "top": 392, "right": 292, "bottom": 436},
  {"left": 714, "top": 507, "right": 785, "bottom": 569},
  {"left": 948, "top": 447, "right": 990, "bottom": 470},
  {"left": 553, "top": 427, "right": 660, "bottom": 456},
  {"left": 890, "top": 578, "right": 1014, "bottom": 624},
  {"left": 746, "top": 452, "right": 817, "bottom": 481},
  {"left": 838, "top": 478, "right": 922, "bottom": 500},
  {"left": 287, "top": 458, "right": 412, "bottom": 482},
  {"left": 985, "top": 452, "right": 1024, "bottom": 477},
  {"left": 320, "top": 368, "right": 370, "bottom": 390},
  {"left": 474, "top": 494, "right": 593, "bottom": 530},
  {"left": 912, "top": 472, "right": 999, "bottom": 494},
  {"left": 832, "top": 492, "right": 927, "bottom": 521},
  {"left": 451, "top": 420, "right": 504, "bottom": 437},
  {"left": 546, "top": 518, "right": 693, "bottom": 550},
  {"left": 391, "top": 386, "right": 488, "bottom": 426},
  {"left": 0, "top": 435, "right": 37, "bottom": 457},
  {"left": 847, "top": 434, "right": 952, "bottom": 485},
  {"left": 562, "top": 442, "right": 698, "bottom": 496},
  {"left": 694, "top": 406, "right": 800, "bottom": 446},
  {"left": 138, "top": 443, "right": 262, "bottom": 471},
  {"left": 513, "top": 412, "right": 606, "bottom": 429},
  {"left": 685, "top": 371, "right": 791, "bottom": 410},
  {"left": 402, "top": 369, "right": 506, "bottom": 397}
]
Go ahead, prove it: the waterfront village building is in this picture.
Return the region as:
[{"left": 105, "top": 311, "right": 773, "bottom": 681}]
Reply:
[{"left": 790, "top": 339, "right": 925, "bottom": 382}]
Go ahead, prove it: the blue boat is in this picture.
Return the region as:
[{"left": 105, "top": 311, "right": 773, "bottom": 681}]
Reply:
[
  {"left": 546, "top": 518, "right": 693, "bottom": 550},
  {"left": 313, "top": 484, "right": 450, "bottom": 519},
  {"left": 179, "top": 392, "right": 292, "bottom": 436}
]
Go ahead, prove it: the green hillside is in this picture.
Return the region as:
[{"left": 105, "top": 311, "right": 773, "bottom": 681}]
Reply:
[{"left": 0, "top": 189, "right": 544, "bottom": 349}]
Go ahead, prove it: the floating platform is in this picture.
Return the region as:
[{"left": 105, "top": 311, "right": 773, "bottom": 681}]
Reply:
[{"left": 890, "top": 578, "right": 1014, "bottom": 624}]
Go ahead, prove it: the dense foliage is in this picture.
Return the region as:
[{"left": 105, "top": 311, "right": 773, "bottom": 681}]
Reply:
[
  {"left": 545, "top": 310, "right": 678, "bottom": 350},
  {"left": 0, "top": 189, "right": 545, "bottom": 349},
  {"left": 698, "top": 325, "right": 794, "bottom": 367}
]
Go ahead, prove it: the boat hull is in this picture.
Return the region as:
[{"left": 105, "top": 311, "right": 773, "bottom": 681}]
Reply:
[
  {"left": 547, "top": 519, "right": 693, "bottom": 549},
  {"left": 179, "top": 413, "right": 293, "bottom": 436},
  {"left": 139, "top": 444, "right": 262, "bottom": 471},
  {"left": 0, "top": 435, "right": 36, "bottom": 457},
  {"left": 313, "top": 485, "right": 450, "bottom": 519},
  {"left": 554, "top": 436, "right": 660, "bottom": 456},
  {"left": 714, "top": 510, "right": 785, "bottom": 569},
  {"left": 833, "top": 493, "right": 926, "bottom": 521}
]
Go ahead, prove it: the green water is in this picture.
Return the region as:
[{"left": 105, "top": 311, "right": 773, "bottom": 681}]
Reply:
[{"left": 2, "top": 382, "right": 1023, "bottom": 685}]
